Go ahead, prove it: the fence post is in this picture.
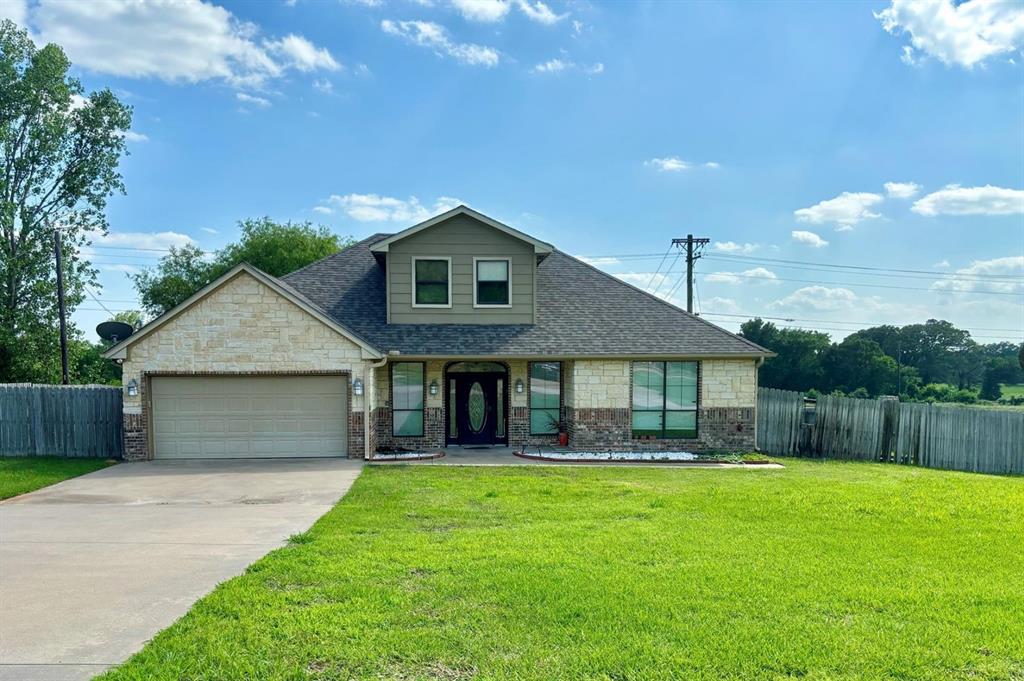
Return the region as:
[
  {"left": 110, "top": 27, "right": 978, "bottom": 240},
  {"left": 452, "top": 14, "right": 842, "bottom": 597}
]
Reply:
[
  {"left": 31, "top": 386, "right": 44, "bottom": 456},
  {"left": 879, "top": 396, "right": 899, "bottom": 463}
]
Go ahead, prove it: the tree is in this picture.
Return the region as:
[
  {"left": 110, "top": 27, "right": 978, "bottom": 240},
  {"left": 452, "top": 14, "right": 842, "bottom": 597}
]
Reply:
[
  {"left": 822, "top": 336, "right": 898, "bottom": 397},
  {"left": 740, "top": 319, "right": 831, "bottom": 392},
  {"left": 132, "top": 218, "right": 352, "bottom": 317},
  {"left": 0, "top": 20, "right": 131, "bottom": 383}
]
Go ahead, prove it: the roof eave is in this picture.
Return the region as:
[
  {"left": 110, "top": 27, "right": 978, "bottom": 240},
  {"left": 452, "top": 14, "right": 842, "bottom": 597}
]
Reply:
[{"left": 369, "top": 205, "right": 554, "bottom": 255}]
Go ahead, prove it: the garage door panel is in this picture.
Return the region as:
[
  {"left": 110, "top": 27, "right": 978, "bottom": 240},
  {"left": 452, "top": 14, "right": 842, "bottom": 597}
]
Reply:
[{"left": 151, "top": 376, "right": 347, "bottom": 459}]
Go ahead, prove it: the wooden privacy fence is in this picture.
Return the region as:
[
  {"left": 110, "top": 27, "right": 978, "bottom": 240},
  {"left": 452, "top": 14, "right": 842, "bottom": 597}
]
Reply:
[
  {"left": 757, "top": 387, "right": 1024, "bottom": 476},
  {"left": 0, "top": 384, "right": 123, "bottom": 458}
]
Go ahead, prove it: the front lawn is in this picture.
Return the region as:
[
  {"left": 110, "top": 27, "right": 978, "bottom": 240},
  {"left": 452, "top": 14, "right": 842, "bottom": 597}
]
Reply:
[
  {"left": 0, "top": 456, "right": 113, "bottom": 500},
  {"left": 101, "top": 460, "right": 1023, "bottom": 680}
]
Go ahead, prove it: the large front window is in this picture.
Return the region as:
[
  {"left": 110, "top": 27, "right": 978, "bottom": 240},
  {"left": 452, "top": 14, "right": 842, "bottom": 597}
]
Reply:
[
  {"left": 413, "top": 258, "right": 450, "bottom": 306},
  {"left": 392, "top": 362, "right": 424, "bottom": 436},
  {"left": 530, "top": 361, "right": 561, "bottom": 434},
  {"left": 632, "top": 361, "right": 697, "bottom": 438},
  {"left": 474, "top": 258, "right": 510, "bottom": 306}
]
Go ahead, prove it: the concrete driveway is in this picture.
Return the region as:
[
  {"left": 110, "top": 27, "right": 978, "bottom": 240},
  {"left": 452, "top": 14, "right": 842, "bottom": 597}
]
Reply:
[{"left": 0, "top": 458, "right": 363, "bottom": 681}]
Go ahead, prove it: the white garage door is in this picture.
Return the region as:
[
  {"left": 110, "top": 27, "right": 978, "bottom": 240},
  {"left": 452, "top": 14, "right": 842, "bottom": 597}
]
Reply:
[{"left": 151, "top": 376, "right": 348, "bottom": 459}]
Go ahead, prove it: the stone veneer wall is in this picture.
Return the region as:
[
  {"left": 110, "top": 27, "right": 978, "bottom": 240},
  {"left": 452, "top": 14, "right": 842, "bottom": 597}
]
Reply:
[
  {"left": 119, "top": 271, "right": 371, "bottom": 460},
  {"left": 567, "top": 359, "right": 758, "bottom": 453}
]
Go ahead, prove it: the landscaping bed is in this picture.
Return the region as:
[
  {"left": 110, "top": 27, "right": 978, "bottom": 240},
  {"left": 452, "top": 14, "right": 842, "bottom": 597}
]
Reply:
[{"left": 514, "top": 449, "right": 772, "bottom": 464}]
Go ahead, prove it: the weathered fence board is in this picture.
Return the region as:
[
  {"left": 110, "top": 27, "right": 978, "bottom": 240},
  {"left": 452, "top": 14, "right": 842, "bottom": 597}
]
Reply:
[
  {"left": 757, "top": 388, "right": 1023, "bottom": 476},
  {"left": 0, "top": 384, "right": 123, "bottom": 458}
]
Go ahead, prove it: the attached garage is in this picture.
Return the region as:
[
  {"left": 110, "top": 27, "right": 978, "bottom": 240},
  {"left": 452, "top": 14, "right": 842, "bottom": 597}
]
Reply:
[{"left": 150, "top": 375, "right": 348, "bottom": 459}]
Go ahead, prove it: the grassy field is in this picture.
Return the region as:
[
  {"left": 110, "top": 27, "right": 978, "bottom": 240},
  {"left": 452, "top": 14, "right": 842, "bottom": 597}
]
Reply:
[
  {"left": 1002, "top": 383, "right": 1024, "bottom": 399},
  {"left": 0, "top": 456, "right": 113, "bottom": 500},
  {"left": 101, "top": 461, "right": 1024, "bottom": 681}
]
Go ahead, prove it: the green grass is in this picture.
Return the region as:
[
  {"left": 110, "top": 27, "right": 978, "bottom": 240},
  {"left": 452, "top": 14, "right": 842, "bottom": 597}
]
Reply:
[
  {"left": 0, "top": 456, "right": 113, "bottom": 500},
  {"left": 1001, "top": 383, "right": 1024, "bottom": 399},
  {"left": 101, "top": 461, "right": 1024, "bottom": 680}
]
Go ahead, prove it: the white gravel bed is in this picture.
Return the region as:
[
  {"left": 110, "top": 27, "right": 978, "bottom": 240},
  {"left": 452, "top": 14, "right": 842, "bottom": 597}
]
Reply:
[
  {"left": 521, "top": 450, "right": 699, "bottom": 462},
  {"left": 371, "top": 451, "right": 442, "bottom": 461}
]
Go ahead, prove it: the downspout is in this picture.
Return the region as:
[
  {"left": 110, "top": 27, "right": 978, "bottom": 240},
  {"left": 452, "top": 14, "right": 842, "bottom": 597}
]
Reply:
[
  {"left": 753, "top": 356, "right": 764, "bottom": 452},
  {"left": 364, "top": 355, "right": 389, "bottom": 461}
]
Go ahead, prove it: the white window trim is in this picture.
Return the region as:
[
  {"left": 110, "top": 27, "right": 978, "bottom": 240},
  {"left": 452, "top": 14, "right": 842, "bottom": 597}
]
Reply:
[
  {"left": 411, "top": 256, "right": 452, "bottom": 309},
  {"left": 473, "top": 257, "right": 513, "bottom": 308}
]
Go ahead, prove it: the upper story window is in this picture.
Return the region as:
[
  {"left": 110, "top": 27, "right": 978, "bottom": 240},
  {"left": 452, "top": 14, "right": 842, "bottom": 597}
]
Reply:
[
  {"left": 631, "top": 361, "right": 698, "bottom": 439},
  {"left": 474, "top": 258, "right": 510, "bottom": 307},
  {"left": 413, "top": 257, "right": 451, "bottom": 307}
]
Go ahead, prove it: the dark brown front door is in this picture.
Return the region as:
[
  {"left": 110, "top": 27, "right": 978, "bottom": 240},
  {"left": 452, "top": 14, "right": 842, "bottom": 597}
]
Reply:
[{"left": 449, "top": 373, "right": 506, "bottom": 446}]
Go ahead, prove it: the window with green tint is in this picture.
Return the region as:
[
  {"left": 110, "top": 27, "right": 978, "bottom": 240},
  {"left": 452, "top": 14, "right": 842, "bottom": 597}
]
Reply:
[
  {"left": 414, "top": 259, "right": 449, "bottom": 306},
  {"left": 631, "top": 361, "right": 697, "bottom": 438},
  {"left": 392, "top": 362, "right": 424, "bottom": 436},
  {"left": 529, "top": 362, "right": 561, "bottom": 434},
  {"left": 475, "top": 259, "right": 509, "bottom": 305}
]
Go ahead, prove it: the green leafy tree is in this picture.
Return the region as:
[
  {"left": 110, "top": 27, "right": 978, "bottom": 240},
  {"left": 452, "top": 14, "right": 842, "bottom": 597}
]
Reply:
[
  {"left": 822, "top": 336, "right": 899, "bottom": 397},
  {"left": 132, "top": 218, "right": 352, "bottom": 317},
  {"left": 0, "top": 20, "right": 131, "bottom": 382},
  {"left": 740, "top": 319, "right": 831, "bottom": 392}
]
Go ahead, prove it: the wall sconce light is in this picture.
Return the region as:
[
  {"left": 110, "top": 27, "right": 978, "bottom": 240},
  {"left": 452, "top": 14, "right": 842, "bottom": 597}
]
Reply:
[
  {"left": 515, "top": 378, "right": 524, "bottom": 394},
  {"left": 429, "top": 379, "right": 439, "bottom": 396},
  {"left": 126, "top": 378, "right": 139, "bottom": 397},
  {"left": 353, "top": 378, "right": 364, "bottom": 396}
]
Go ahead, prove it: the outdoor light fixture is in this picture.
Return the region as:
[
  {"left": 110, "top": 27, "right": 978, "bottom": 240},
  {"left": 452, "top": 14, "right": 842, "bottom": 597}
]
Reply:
[
  {"left": 515, "top": 378, "right": 524, "bottom": 393},
  {"left": 126, "top": 378, "right": 138, "bottom": 397},
  {"left": 353, "top": 378, "right": 364, "bottom": 396},
  {"left": 429, "top": 379, "right": 439, "bottom": 396}
]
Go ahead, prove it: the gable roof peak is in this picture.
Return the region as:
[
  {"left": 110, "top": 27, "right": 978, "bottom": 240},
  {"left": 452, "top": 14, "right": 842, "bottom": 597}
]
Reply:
[{"left": 369, "top": 205, "right": 554, "bottom": 254}]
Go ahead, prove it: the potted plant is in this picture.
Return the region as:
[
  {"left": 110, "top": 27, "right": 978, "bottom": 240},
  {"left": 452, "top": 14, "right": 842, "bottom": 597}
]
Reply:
[{"left": 544, "top": 413, "right": 569, "bottom": 447}]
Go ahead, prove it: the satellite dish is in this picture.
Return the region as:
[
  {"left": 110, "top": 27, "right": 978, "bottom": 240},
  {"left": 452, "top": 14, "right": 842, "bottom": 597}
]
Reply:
[{"left": 97, "top": 321, "right": 134, "bottom": 344}]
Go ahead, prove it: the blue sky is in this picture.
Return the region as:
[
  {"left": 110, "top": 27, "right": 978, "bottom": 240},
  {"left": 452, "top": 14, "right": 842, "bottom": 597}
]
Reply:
[{"left": 4, "top": 0, "right": 1022, "bottom": 343}]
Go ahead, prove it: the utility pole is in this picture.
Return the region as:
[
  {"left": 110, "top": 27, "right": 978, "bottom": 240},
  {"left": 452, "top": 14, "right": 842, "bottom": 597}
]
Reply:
[
  {"left": 53, "top": 228, "right": 69, "bottom": 385},
  {"left": 672, "top": 234, "right": 710, "bottom": 314}
]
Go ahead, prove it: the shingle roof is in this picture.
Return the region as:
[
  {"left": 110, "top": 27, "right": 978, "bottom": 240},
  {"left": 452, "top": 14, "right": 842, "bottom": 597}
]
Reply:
[{"left": 282, "top": 232, "right": 771, "bottom": 358}]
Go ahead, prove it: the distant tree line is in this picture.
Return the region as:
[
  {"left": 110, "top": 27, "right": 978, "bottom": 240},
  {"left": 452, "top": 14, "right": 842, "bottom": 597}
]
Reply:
[{"left": 739, "top": 318, "right": 1024, "bottom": 405}]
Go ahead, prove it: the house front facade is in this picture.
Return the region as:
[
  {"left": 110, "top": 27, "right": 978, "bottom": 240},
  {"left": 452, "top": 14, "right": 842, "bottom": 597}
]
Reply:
[{"left": 105, "top": 206, "right": 770, "bottom": 460}]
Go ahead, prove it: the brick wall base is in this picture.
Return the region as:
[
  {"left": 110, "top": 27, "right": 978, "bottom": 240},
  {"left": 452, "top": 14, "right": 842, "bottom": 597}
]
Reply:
[
  {"left": 374, "top": 406, "right": 446, "bottom": 451},
  {"left": 567, "top": 406, "right": 754, "bottom": 453},
  {"left": 123, "top": 412, "right": 148, "bottom": 461}
]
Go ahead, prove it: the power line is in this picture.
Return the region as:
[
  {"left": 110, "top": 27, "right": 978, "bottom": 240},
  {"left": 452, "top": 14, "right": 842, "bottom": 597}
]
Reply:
[
  {"left": 644, "top": 246, "right": 673, "bottom": 292},
  {"left": 703, "top": 254, "right": 1024, "bottom": 283},
  {"left": 701, "top": 311, "right": 1022, "bottom": 333},
  {"left": 700, "top": 316, "right": 1022, "bottom": 342}
]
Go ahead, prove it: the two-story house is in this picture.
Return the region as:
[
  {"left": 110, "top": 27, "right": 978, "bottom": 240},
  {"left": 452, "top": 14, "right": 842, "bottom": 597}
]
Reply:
[{"left": 104, "top": 206, "right": 770, "bottom": 460}]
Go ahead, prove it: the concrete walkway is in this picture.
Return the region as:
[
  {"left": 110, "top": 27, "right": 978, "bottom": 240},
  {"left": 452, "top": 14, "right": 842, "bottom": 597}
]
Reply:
[{"left": 0, "top": 458, "right": 363, "bottom": 681}]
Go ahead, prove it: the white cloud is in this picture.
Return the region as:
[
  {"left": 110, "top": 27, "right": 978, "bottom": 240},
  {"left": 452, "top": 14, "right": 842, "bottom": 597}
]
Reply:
[
  {"left": 574, "top": 255, "right": 619, "bottom": 267},
  {"left": 794, "top": 191, "right": 883, "bottom": 228},
  {"left": 933, "top": 259, "right": 950, "bottom": 268},
  {"left": 875, "top": 0, "right": 1024, "bottom": 69},
  {"left": 515, "top": 0, "right": 567, "bottom": 25},
  {"left": 931, "top": 256, "right": 1024, "bottom": 295},
  {"left": 200, "top": 227, "right": 219, "bottom": 234},
  {"left": 533, "top": 58, "right": 570, "bottom": 73},
  {"left": 450, "top": 0, "right": 567, "bottom": 24},
  {"left": 98, "top": 263, "right": 142, "bottom": 274},
  {"left": 884, "top": 181, "right": 920, "bottom": 199},
  {"left": 704, "top": 161, "right": 721, "bottom": 169},
  {"left": 266, "top": 34, "right": 341, "bottom": 72},
  {"left": 705, "top": 267, "right": 778, "bottom": 285},
  {"left": 572, "top": 19, "right": 584, "bottom": 35},
  {"left": 701, "top": 296, "right": 742, "bottom": 315},
  {"left": 312, "top": 206, "right": 334, "bottom": 215},
  {"left": 0, "top": 0, "right": 27, "bottom": 26},
  {"left": 236, "top": 92, "right": 271, "bottom": 108},
  {"left": 791, "top": 230, "right": 829, "bottom": 248},
  {"left": 92, "top": 230, "right": 195, "bottom": 251},
  {"left": 712, "top": 241, "right": 759, "bottom": 255},
  {"left": 614, "top": 271, "right": 674, "bottom": 295},
  {"left": 531, "top": 58, "right": 602, "bottom": 75},
  {"left": 313, "top": 78, "right": 334, "bottom": 94},
  {"left": 319, "top": 194, "right": 463, "bottom": 222},
  {"left": 381, "top": 20, "right": 500, "bottom": 67},
  {"left": 451, "top": 0, "right": 510, "bottom": 22},
  {"left": 122, "top": 130, "right": 149, "bottom": 143},
  {"left": 646, "top": 157, "right": 691, "bottom": 172},
  {"left": 770, "top": 286, "right": 860, "bottom": 313},
  {"left": 911, "top": 184, "right": 1024, "bottom": 216},
  {"left": 30, "top": 0, "right": 339, "bottom": 88}
]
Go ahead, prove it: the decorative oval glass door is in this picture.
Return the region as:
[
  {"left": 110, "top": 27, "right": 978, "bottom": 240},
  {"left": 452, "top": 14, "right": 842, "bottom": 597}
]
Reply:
[{"left": 467, "top": 381, "right": 486, "bottom": 433}]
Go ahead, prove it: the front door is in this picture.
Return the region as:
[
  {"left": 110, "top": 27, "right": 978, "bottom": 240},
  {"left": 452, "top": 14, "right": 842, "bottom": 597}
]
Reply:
[{"left": 450, "top": 373, "right": 505, "bottom": 446}]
